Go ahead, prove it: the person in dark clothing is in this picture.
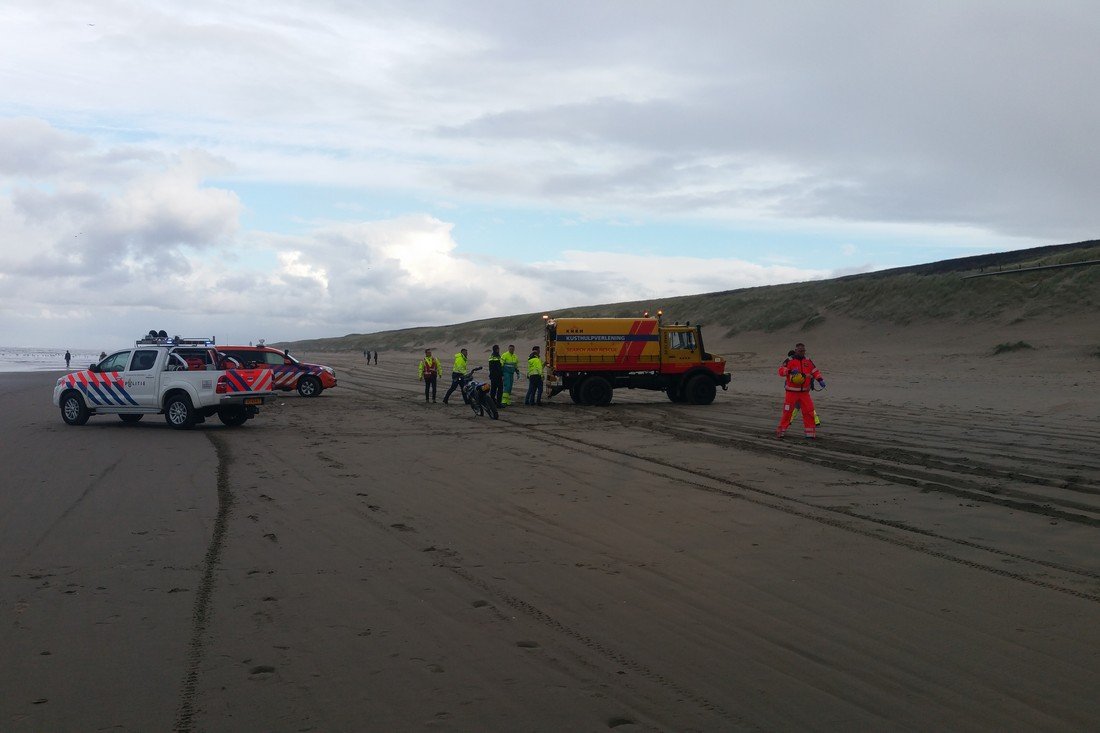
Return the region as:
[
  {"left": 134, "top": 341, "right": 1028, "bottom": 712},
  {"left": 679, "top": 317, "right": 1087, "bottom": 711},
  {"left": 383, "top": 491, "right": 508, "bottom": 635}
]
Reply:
[
  {"left": 64, "top": 350, "right": 71, "bottom": 369},
  {"left": 487, "top": 345, "right": 504, "bottom": 407},
  {"left": 525, "top": 346, "right": 544, "bottom": 405}
]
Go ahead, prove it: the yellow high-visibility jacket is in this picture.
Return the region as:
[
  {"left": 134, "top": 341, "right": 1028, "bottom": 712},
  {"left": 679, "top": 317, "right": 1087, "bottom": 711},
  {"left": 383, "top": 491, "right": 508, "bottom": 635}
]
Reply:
[{"left": 418, "top": 356, "right": 441, "bottom": 379}]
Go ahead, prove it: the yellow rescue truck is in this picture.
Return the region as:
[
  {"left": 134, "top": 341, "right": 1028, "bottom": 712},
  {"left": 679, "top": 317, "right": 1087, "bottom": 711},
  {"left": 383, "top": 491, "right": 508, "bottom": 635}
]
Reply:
[{"left": 543, "top": 314, "right": 731, "bottom": 405}]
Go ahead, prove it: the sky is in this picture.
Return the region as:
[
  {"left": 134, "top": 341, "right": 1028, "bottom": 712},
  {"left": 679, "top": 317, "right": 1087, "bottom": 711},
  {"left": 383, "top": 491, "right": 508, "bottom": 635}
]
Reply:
[{"left": 2, "top": 1, "right": 1098, "bottom": 349}]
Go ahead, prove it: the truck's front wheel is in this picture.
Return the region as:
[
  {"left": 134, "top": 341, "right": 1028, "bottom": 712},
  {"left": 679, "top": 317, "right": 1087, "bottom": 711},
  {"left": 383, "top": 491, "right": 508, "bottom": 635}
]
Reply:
[
  {"left": 579, "top": 376, "right": 613, "bottom": 406},
  {"left": 685, "top": 375, "right": 717, "bottom": 405},
  {"left": 60, "top": 391, "right": 90, "bottom": 425},
  {"left": 164, "top": 394, "right": 197, "bottom": 429},
  {"left": 666, "top": 382, "right": 685, "bottom": 402},
  {"left": 297, "top": 376, "right": 322, "bottom": 397}
]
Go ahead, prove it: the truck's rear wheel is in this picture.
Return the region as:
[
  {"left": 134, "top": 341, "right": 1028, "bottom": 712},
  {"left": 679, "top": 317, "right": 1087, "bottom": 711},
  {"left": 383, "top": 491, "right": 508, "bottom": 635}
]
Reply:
[
  {"left": 164, "top": 394, "right": 197, "bottom": 429},
  {"left": 568, "top": 384, "right": 582, "bottom": 404},
  {"left": 685, "top": 375, "right": 717, "bottom": 405},
  {"left": 580, "top": 376, "right": 613, "bottom": 406},
  {"left": 666, "top": 383, "right": 685, "bottom": 402},
  {"left": 60, "top": 391, "right": 90, "bottom": 425}
]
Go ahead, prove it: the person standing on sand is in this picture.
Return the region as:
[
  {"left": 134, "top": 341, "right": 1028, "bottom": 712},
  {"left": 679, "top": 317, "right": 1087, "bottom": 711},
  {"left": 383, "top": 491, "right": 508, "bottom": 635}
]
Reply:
[
  {"left": 488, "top": 345, "right": 504, "bottom": 407},
  {"left": 525, "top": 346, "right": 544, "bottom": 406},
  {"left": 777, "top": 342, "right": 825, "bottom": 439},
  {"left": 418, "top": 348, "right": 441, "bottom": 402},
  {"left": 442, "top": 348, "right": 468, "bottom": 404},
  {"left": 500, "top": 344, "right": 519, "bottom": 407},
  {"left": 373, "top": 351, "right": 378, "bottom": 365},
  {"left": 64, "top": 350, "right": 71, "bottom": 369},
  {"left": 786, "top": 349, "right": 821, "bottom": 427}
]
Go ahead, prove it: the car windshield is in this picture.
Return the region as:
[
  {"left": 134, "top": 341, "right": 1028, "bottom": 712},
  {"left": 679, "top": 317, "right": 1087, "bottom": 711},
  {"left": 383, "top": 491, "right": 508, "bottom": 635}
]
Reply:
[{"left": 100, "top": 351, "right": 131, "bottom": 372}]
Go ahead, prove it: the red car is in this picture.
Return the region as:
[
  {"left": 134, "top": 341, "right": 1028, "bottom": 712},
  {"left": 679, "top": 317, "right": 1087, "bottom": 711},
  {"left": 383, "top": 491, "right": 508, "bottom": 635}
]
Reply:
[{"left": 218, "top": 346, "right": 337, "bottom": 397}]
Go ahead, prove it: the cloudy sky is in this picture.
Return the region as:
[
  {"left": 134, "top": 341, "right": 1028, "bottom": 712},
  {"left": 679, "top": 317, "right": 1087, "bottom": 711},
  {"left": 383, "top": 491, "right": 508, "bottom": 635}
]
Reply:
[{"left": 2, "top": 1, "right": 1097, "bottom": 348}]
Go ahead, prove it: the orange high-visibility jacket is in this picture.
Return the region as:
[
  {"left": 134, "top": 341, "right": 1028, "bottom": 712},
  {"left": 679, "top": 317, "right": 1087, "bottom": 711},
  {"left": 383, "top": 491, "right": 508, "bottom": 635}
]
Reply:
[{"left": 778, "top": 356, "right": 822, "bottom": 392}]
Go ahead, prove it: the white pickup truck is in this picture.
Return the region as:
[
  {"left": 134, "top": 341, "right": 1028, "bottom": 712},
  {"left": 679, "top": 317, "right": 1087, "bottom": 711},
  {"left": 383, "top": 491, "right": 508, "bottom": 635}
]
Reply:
[{"left": 53, "top": 335, "right": 274, "bottom": 429}]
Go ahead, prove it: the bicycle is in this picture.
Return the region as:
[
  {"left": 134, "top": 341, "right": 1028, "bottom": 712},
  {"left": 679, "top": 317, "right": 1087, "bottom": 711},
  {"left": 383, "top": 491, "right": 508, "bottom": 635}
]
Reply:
[{"left": 460, "top": 367, "right": 499, "bottom": 420}]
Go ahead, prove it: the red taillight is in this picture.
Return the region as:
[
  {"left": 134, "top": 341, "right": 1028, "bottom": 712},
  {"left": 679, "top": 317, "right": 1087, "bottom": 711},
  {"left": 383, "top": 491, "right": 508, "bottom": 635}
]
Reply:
[{"left": 216, "top": 375, "right": 227, "bottom": 394}]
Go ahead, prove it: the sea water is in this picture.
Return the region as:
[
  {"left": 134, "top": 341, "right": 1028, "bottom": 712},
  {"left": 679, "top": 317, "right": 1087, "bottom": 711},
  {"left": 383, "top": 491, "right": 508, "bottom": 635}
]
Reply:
[{"left": 0, "top": 346, "right": 104, "bottom": 373}]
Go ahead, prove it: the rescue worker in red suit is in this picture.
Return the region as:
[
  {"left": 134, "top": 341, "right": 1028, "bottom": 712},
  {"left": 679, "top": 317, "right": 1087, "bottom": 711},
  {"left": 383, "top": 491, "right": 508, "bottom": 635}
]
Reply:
[{"left": 776, "top": 342, "right": 826, "bottom": 439}]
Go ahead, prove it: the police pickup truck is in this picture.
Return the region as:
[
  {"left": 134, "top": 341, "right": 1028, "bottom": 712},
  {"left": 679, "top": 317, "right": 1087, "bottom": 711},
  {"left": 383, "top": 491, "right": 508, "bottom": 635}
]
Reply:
[{"left": 53, "top": 334, "right": 274, "bottom": 429}]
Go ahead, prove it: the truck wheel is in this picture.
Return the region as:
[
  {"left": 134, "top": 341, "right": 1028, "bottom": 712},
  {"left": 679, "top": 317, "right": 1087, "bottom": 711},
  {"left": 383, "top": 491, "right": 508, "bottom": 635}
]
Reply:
[
  {"left": 568, "top": 384, "right": 582, "bottom": 404},
  {"left": 297, "top": 376, "right": 323, "bottom": 397},
  {"left": 580, "top": 376, "right": 613, "bottom": 406},
  {"left": 119, "top": 414, "right": 144, "bottom": 424},
  {"left": 666, "top": 383, "right": 685, "bottom": 402},
  {"left": 164, "top": 394, "right": 197, "bottom": 429},
  {"left": 60, "top": 391, "right": 90, "bottom": 425},
  {"left": 218, "top": 407, "right": 248, "bottom": 426},
  {"left": 685, "top": 375, "right": 717, "bottom": 405}
]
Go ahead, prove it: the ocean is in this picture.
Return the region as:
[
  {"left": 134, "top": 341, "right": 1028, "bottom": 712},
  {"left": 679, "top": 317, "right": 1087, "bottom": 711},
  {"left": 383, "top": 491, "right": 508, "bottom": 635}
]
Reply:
[{"left": 0, "top": 346, "right": 105, "bottom": 373}]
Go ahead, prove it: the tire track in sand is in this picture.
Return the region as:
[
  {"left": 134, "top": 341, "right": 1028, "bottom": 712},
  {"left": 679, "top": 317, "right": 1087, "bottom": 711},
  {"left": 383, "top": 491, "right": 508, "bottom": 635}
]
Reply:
[{"left": 173, "top": 433, "right": 234, "bottom": 733}]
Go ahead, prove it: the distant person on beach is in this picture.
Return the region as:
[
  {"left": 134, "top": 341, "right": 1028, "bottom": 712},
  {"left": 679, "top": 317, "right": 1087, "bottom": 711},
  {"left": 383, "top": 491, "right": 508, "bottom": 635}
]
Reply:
[
  {"left": 99, "top": 351, "right": 106, "bottom": 361},
  {"left": 500, "top": 344, "right": 519, "bottom": 407},
  {"left": 441, "top": 348, "right": 468, "bottom": 404},
  {"left": 373, "top": 351, "right": 378, "bottom": 365},
  {"left": 64, "top": 350, "right": 71, "bottom": 369},
  {"left": 488, "top": 345, "right": 504, "bottom": 407},
  {"left": 418, "top": 348, "right": 441, "bottom": 402},
  {"left": 525, "top": 346, "right": 543, "bottom": 406},
  {"left": 776, "top": 342, "right": 825, "bottom": 439}
]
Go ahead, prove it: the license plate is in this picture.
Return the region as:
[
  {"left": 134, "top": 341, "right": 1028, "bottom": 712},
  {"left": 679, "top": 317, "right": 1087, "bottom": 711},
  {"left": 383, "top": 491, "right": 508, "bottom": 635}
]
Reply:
[{"left": 244, "top": 397, "right": 262, "bottom": 405}]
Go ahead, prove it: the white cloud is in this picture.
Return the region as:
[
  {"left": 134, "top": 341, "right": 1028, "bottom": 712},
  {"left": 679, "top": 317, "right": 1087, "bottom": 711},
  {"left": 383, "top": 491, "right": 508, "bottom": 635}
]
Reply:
[
  {"left": 2, "top": 2, "right": 1098, "bottom": 347},
  {"left": 4, "top": 2, "right": 1096, "bottom": 241},
  {"left": 0, "top": 122, "right": 833, "bottom": 347}
]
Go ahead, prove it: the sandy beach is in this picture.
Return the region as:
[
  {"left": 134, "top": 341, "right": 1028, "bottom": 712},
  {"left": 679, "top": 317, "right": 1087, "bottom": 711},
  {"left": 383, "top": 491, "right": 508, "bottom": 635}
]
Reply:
[{"left": 3, "top": 329, "right": 1099, "bottom": 732}]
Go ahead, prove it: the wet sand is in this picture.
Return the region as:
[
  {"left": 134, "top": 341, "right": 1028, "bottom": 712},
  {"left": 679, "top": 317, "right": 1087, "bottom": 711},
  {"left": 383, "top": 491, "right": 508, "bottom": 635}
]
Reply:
[{"left": 2, "top": 335, "right": 1099, "bottom": 731}]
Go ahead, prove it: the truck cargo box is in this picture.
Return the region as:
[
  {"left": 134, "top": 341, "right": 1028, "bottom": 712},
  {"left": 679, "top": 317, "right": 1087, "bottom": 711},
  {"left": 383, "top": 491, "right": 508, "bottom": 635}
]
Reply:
[{"left": 549, "top": 317, "right": 661, "bottom": 371}]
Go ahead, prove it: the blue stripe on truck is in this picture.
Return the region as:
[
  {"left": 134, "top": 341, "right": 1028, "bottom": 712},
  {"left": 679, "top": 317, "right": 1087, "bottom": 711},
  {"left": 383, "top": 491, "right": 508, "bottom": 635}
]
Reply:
[{"left": 556, "top": 334, "right": 659, "bottom": 342}]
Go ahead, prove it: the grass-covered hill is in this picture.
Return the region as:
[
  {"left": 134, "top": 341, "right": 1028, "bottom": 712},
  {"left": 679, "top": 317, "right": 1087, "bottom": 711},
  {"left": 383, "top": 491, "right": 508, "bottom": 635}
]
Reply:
[{"left": 276, "top": 239, "right": 1100, "bottom": 353}]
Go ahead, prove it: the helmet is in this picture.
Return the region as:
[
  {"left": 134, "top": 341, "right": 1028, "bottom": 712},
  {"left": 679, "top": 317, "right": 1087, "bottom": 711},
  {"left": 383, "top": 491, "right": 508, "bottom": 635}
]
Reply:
[{"left": 789, "top": 373, "right": 805, "bottom": 386}]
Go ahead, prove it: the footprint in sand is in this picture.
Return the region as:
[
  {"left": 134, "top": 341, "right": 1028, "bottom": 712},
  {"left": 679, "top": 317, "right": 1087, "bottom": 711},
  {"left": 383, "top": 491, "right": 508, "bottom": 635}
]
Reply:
[{"left": 248, "top": 665, "right": 276, "bottom": 679}]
